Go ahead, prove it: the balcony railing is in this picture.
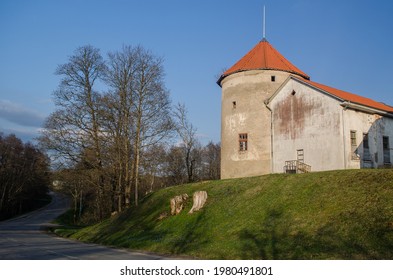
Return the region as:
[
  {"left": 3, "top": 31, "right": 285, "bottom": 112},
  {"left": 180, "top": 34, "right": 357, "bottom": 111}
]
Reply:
[{"left": 284, "top": 160, "right": 311, "bottom": 174}]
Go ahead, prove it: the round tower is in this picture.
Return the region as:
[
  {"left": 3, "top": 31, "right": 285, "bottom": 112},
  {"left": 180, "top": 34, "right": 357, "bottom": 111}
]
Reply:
[{"left": 217, "top": 39, "right": 309, "bottom": 179}]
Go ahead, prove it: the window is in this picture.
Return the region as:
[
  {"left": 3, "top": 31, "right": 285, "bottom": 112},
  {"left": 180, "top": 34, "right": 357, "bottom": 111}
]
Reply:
[
  {"left": 363, "top": 133, "right": 370, "bottom": 161},
  {"left": 363, "top": 133, "right": 369, "bottom": 149},
  {"left": 297, "top": 149, "right": 304, "bottom": 162},
  {"left": 383, "top": 136, "right": 389, "bottom": 150},
  {"left": 350, "top": 130, "right": 357, "bottom": 146},
  {"left": 350, "top": 130, "right": 358, "bottom": 160},
  {"left": 271, "top": 76, "right": 276, "bottom": 82},
  {"left": 232, "top": 101, "right": 236, "bottom": 109},
  {"left": 239, "top": 133, "right": 248, "bottom": 151},
  {"left": 383, "top": 136, "right": 390, "bottom": 163}
]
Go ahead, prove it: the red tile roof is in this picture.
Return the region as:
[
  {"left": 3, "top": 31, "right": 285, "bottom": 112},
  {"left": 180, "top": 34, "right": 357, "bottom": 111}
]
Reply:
[
  {"left": 217, "top": 39, "right": 310, "bottom": 85},
  {"left": 218, "top": 39, "right": 393, "bottom": 113},
  {"left": 304, "top": 79, "right": 393, "bottom": 113}
]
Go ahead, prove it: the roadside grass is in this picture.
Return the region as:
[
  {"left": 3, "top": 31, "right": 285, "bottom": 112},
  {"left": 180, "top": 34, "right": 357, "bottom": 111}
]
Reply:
[
  {"left": 52, "top": 210, "right": 85, "bottom": 237},
  {"left": 57, "top": 169, "right": 393, "bottom": 259}
]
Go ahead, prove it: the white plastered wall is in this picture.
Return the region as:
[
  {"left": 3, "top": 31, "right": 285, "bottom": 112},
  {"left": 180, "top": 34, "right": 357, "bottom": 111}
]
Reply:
[
  {"left": 269, "top": 79, "right": 345, "bottom": 173},
  {"left": 343, "top": 108, "right": 393, "bottom": 168},
  {"left": 220, "top": 70, "right": 293, "bottom": 179}
]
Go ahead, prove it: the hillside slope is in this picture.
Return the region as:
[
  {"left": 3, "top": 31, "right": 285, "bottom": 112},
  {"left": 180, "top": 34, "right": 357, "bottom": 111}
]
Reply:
[{"left": 61, "top": 169, "right": 393, "bottom": 259}]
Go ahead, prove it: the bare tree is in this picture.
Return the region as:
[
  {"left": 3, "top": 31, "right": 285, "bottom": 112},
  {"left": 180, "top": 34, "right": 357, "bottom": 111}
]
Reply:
[
  {"left": 39, "top": 45, "right": 109, "bottom": 220},
  {"left": 104, "top": 45, "right": 173, "bottom": 207},
  {"left": 139, "top": 143, "right": 168, "bottom": 194},
  {"left": 173, "top": 103, "right": 199, "bottom": 183},
  {"left": 201, "top": 141, "right": 221, "bottom": 180},
  {"left": 165, "top": 145, "right": 187, "bottom": 185},
  {"left": 40, "top": 44, "right": 174, "bottom": 219},
  {"left": 130, "top": 46, "right": 173, "bottom": 206},
  {"left": 103, "top": 46, "right": 136, "bottom": 211},
  {"left": 52, "top": 168, "right": 88, "bottom": 223}
]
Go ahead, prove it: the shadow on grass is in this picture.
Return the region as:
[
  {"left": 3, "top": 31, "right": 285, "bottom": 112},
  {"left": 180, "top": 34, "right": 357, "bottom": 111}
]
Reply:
[
  {"left": 169, "top": 211, "right": 208, "bottom": 255},
  {"left": 238, "top": 208, "right": 393, "bottom": 259},
  {"left": 91, "top": 203, "right": 210, "bottom": 256}
]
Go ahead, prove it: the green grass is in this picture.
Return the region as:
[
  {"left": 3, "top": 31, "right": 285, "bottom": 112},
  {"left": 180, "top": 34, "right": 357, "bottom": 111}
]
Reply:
[{"left": 57, "top": 169, "right": 393, "bottom": 259}]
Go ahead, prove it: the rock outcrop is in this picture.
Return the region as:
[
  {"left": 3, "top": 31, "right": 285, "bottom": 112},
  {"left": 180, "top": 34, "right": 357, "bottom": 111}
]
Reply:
[
  {"left": 170, "top": 193, "right": 189, "bottom": 215},
  {"left": 189, "top": 191, "right": 208, "bottom": 214}
]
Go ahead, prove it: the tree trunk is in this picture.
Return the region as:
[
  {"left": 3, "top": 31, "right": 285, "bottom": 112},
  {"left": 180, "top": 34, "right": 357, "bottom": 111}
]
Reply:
[
  {"left": 133, "top": 124, "right": 141, "bottom": 207},
  {"left": 134, "top": 148, "right": 140, "bottom": 207},
  {"left": 79, "top": 189, "right": 83, "bottom": 220},
  {"left": 125, "top": 136, "right": 132, "bottom": 208}
]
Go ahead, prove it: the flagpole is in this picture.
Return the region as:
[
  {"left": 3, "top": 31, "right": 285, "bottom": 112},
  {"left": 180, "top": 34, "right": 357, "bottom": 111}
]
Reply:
[{"left": 263, "top": 5, "right": 266, "bottom": 40}]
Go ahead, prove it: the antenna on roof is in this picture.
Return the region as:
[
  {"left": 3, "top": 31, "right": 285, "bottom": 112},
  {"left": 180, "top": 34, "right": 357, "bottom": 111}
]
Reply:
[{"left": 263, "top": 5, "right": 266, "bottom": 41}]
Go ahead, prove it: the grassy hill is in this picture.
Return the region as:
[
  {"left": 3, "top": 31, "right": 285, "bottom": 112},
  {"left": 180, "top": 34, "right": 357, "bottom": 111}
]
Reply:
[{"left": 56, "top": 169, "right": 393, "bottom": 259}]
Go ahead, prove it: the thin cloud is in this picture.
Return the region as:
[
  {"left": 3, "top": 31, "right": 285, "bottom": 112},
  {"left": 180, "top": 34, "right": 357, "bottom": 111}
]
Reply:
[
  {"left": 0, "top": 126, "right": 42, "bottom": 143},
  {"left": 0, "top": 100, "right": 45, "bottom": 128}
]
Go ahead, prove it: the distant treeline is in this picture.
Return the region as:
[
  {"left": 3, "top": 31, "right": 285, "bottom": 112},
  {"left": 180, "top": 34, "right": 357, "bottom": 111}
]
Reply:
[{"left": 0, "top": 133, "right": 50, "bottom": 221}]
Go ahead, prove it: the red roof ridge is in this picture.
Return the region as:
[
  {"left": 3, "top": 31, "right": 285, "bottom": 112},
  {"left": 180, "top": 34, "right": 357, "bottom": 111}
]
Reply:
[{"left": 303, "top": 79, "right": 393, "bottom": 113}]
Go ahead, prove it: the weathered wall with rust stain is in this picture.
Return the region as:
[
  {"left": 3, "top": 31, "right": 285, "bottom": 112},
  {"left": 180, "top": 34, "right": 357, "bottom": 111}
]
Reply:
[
  {"left": 270, "top": 79, "right": 345, "bottom": 172},
  {"left": 220, "top": 71, "right": 393, "bottom": 178},
  {"left": 270, "top": 78, "right": 393, "bottom": 172}
]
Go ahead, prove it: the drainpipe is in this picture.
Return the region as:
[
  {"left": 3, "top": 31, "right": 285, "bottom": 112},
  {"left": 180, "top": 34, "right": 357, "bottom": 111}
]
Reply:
[
  {"left": 264, "top": 100, "right": 274, "bottom": 173},
  {"left": 342, "top": 103, "right": 348, "bottom": 169}
]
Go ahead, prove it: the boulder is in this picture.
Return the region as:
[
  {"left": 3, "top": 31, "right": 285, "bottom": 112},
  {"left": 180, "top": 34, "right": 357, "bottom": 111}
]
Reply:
[
  {"left": 170, "top": 193, "right": 189, "bottom": 215},
  {"left": 189, "top": 191, "right": 208, "bottom": 214}
]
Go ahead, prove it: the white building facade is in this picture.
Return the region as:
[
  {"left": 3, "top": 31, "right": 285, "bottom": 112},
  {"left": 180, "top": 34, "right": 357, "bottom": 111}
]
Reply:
[
  {"left": 267, "top": 77, "right": 393, "bottom": 174},
  {"left": 218, "top": 40, "right": 393, "bottom": 179}
]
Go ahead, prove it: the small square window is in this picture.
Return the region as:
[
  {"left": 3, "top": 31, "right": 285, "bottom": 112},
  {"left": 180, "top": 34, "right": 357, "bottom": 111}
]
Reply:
[{"left": 271, "top": 76, "right": 276, "bottom": 82}]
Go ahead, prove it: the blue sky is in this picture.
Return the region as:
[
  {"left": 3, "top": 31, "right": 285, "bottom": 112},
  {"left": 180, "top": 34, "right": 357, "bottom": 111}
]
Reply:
[{"left": 1, "top": 0, "right": 393, "bottom": 144}]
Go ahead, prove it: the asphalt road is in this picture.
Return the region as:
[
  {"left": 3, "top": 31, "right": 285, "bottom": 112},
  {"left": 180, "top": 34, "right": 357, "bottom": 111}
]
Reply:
[{"left": 0, "top": 192, "right": 170, "bottom": 260}]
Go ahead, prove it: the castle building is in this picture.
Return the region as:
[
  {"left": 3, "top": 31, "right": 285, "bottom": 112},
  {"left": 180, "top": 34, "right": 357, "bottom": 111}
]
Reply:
[{"left": 217, "top": 39, "right": 393, "bottom": 179}]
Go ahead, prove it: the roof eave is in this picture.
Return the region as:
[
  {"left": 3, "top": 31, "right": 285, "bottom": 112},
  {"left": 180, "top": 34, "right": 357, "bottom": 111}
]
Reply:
[
  {"left": 340, "top": 101, "right": 393, "bottom": 118},
  {"left": 217, "top": 68, "right": 310, "bottom": 87},
  {"left": 292, "top": 76, "right": 393, "bottom": 117}
]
